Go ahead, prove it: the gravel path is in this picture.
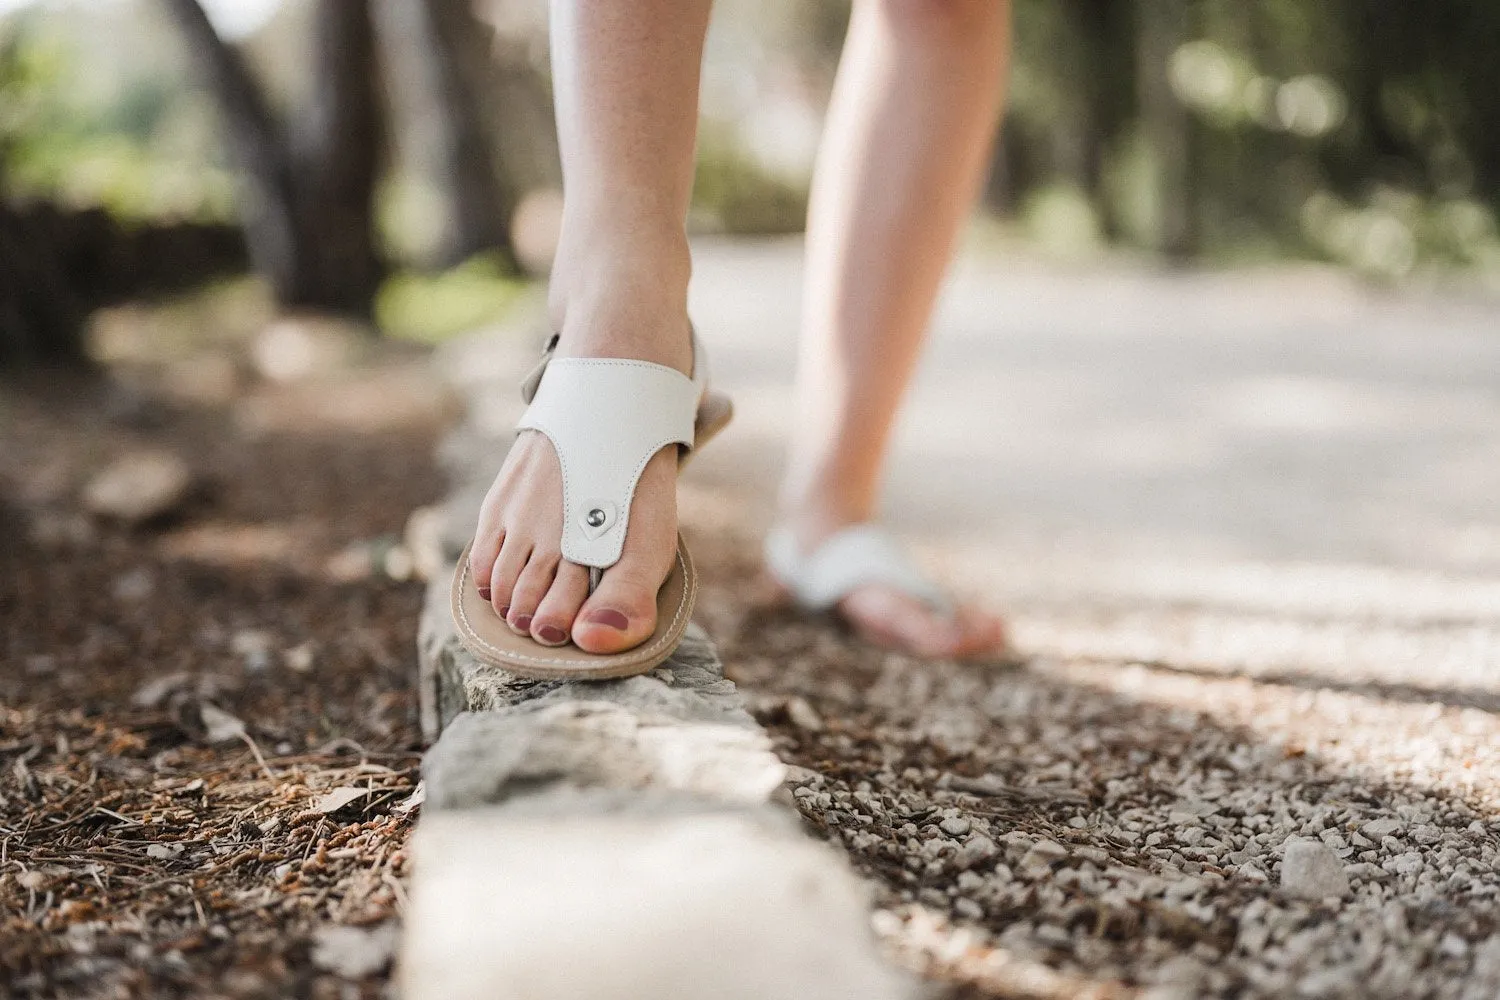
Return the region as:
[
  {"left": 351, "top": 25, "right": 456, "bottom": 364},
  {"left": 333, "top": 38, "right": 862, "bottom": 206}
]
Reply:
[{"left": 680, "top": 242, "right": 1500, "bottom": 998}]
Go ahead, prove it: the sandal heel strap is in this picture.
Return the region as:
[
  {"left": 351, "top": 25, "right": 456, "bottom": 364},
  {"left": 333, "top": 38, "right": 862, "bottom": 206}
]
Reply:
[{"left": 765, "top": 525, "right": 952, "bottom": 613}]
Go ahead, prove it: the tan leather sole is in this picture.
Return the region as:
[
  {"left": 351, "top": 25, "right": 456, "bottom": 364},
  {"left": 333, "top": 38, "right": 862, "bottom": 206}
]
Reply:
[
  {"left": 449, "top": 389, "right": 730, "bottom": 680},
  {"left": 451, "top": 536, "right": 696, "bottom": 680}
]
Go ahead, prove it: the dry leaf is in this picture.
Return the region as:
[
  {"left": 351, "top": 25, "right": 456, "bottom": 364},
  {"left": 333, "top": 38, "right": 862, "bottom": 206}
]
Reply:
[
  {"left": 200, "top": 703, "right": 247, "bottom": 744},
  {"left": 133, "top": 672, "right": 192, "bottom": 709},
  {"left": 314, "top": 786, "right": 372, "bottom": 814},
  {"left": 392, "top": 782, "right": 425, "bottom": 815}
]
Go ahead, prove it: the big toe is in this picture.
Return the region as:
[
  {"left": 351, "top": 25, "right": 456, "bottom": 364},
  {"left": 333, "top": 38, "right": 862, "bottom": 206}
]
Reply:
[{"left": 572, "top": 560, "right": 664, "bottom": 654}]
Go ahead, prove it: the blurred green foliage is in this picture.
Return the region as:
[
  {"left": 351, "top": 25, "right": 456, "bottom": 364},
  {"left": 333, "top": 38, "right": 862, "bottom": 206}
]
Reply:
[
  {"left": 0, "top": 11, "right": 236, "bottom": 222},
  {"left": 3, "top": 0, "right": 1499, "bottom": 292},
  {"left": 692, "top": 135, "right": 808, "bottom": 236},
  {"left": 999, "top": 0, "right": 1500, "bottom": 278},
  {"left": 374, "top": 252, "right": 525, "bottom": 344}
]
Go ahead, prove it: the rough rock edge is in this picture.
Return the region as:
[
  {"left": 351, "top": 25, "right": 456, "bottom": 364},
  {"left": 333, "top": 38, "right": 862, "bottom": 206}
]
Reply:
[{"left": 418, "top": 569, "right": 756, "bottom": 743}]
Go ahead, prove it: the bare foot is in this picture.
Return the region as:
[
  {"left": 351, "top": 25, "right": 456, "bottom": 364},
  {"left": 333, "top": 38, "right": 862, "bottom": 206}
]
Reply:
[
  {"left": 769, "top": 520, "right": 1008, "bottom": 659},
  {"left": 466, "top": 301, "right": 692, "bottom": 655},
  {"left": 836, "top": 585, "right": 1006, "bottom": 660}
]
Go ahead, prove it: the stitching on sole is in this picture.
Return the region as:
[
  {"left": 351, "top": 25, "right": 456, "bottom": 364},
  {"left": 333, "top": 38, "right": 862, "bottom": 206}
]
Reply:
[{"left": 454, "top": 545, "right": 693, "bottom": 670}]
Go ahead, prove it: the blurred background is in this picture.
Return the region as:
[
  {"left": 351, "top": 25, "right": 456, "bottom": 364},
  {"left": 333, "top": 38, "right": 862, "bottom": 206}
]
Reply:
[
  {"left": 5, "top": 6, "right": 1500, "bottom": 996},
  {"left": 2, "top": 0, "right": 1499, "bottom": 363}
]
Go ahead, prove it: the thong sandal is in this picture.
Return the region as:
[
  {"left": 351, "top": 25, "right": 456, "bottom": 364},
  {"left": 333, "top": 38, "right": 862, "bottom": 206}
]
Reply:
[
  {"left": 763, "top": 523, "right": 955, "bottom": 618},
  {"left": 451, "top": 331, "right": 732, "bottom": 680}
]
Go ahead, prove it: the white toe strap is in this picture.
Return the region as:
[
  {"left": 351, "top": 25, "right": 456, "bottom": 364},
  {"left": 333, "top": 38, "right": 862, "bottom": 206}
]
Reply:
[
  {"left": 764, "top": 525, "right": 952, "bottom": 614},
  {"left": 518, "top": 358, "right": 698, "bottom": 570}
]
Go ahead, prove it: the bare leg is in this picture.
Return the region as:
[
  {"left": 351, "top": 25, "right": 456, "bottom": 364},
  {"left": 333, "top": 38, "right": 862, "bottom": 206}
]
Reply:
[
  {"left": 468, "top": 0, "right": 712, "bottom": 654},
  {"left": 779, "top": 0, "right": 1012, "bottom": 656}
]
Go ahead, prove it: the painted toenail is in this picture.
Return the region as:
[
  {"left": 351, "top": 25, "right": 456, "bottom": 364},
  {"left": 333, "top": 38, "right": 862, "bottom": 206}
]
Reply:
[
  {"left": 536, "top": 624, "right": 568, "bottom": 645},
  {"left": 511, "top": 613, "right": 533, "bottom": 631},
  {"left": 499, "top": 606, "right": 510, "bottom": 618},
  {"left": 477, "top": 586, "right": 491, "bottom": 601},
  {"left": 585, "top": 608, "right": 629, "bottom": 631}
]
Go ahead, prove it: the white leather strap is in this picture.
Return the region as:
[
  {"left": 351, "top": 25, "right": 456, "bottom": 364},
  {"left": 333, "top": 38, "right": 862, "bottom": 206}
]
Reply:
[
  {"left": 517, "top": 358, "right": 698, "bottom": 569},
  {"left": 523, "top": 330, "right": 710, "bottom": 405},
  {"left": 764, "top": 524, "right": 952, "bottom": 614}
]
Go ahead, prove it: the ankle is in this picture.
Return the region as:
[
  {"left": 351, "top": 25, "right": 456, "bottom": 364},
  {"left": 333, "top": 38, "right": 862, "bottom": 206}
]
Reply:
[
  {"left": 547, "top": 231, "right": 694, "bottom": 373},
  {"left": 776, "top": 492, "right": 877, "bottom": 552}
]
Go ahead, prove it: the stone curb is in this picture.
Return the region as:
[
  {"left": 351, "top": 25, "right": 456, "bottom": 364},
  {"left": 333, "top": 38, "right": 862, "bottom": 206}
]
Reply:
[{"left": 398, "top": 324, "right": 916, "bottom": 1000}]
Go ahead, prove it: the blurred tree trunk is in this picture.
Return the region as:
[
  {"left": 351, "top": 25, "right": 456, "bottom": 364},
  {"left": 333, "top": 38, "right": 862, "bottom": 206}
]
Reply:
[
  {"left": 984, "top": 117, "right": 1025, "bottom": 216},
  {"left": 290, "top": 0, "right": 384, "bottom": 314},
  {"left": 160, "top": 0, "right": 383, "bottom": 319},
  {"left": 453, "top": 6, "right": 562, "bottom": 202},
  {"left": 1054, "top": 0, "right": 1106, "bottom": 207},
  {"left": 415, "top": 0, "right": 516, "bottom": 268},
  {"left": 0, "top": 204, "right": 83, "bottom": 363},
  {"left": 1077, "top": 0, "right": 1134, "bottom": 240},
  {"left": 0, "top": 203, "right": 246, "bottom": 365},
  {"left": 1136, "top": 0, "right": 1196, "bottom": 258}
]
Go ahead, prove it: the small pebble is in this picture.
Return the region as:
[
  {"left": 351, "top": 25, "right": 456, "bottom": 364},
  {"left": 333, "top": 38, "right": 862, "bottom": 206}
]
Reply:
[{"left": 939, "top": 816, "right": 971, "bottom": 837}]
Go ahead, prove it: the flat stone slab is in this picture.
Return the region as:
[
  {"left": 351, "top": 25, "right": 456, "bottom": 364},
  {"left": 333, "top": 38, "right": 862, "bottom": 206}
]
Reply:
[
  {"left": 423, "top": 703, "right": 785, "bottom": 810},
  {"left": 398, "top": 810, "right": 913, "bottom": 1000}
]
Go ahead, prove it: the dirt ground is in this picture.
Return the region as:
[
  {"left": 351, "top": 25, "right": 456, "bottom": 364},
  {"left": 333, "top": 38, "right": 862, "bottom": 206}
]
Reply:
[
  {"left": 8, "top": 268, "right": 1500, "bottom": 999},
  {"left": 1, "top": 330, "right": 446, "bottom": 998}
]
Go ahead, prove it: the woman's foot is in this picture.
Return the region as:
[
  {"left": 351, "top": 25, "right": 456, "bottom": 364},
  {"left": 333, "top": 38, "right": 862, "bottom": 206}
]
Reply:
[
  {"left": 836, "top": 583, "right": 1006, "bottom": 659},
  {"left": 466, "top": 271, "right": 693, "bottom": 656},
  {"left": 769, "top": 518, "right": 1007, "bottom": 660}
]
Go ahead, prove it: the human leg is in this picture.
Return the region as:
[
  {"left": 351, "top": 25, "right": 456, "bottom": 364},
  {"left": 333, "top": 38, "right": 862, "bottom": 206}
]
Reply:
[
  {"left": 778, "top": 0, "right": 1012, "bottom": 656},
  {"left": 468, "top": 0, "right": 713, "bottom": 655}
]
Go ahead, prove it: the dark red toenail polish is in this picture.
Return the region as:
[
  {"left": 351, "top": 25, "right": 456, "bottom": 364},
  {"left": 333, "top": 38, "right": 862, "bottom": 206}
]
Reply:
[
  {"left": 536, "top": 624, "right": 568, "bottom": 645},
  {"left": 498, "top": 606, "right": 510, "bottom": 618},
  {"left": 511, "top": 613, "right": 532, "bottom": 631},
  {"left": 477, "top": 586, "right": 491, "bottom": 601},
  {"left": 585, "top": 608, "right": 629, "bottom": 631}
]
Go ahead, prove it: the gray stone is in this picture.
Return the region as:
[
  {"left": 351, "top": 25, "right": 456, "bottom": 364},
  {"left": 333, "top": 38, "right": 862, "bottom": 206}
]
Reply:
[
  {"left": 1028, "top": 839, "right": 1069, "bottom": 860},
  {"left": 785, "top": 696, "right": 825, "bottom": 732},
  {"left": 955, "top": 834, "right": 998, "bottom": 870},
  {"left": 1385, "top": 852, "right": 1425, "bottom": 876},
  {"left": 939, "top": 816, "right": 971, "bottom": 837},
  {"left": 1362, "top": 818, "right": 1403, "bottom": 840},
  {"left": 954, "top": 897, "right": 983, "bottom": 921},
  {"left": 82, "top": 450, "right": 192, "bottom": 524},
  {"left": 1473, "top": 936, "right": 1500, "bottom": 982},
  {"left": 1410, "top": 823, "right": 1444, "bottom": 845},
  {"left": 399, "top": 811, "right": 914, "bottom": 1000},
  {"left": 423, "top": 704, "right": 784, "bottom": 810},
  {"left": 419, "top": 571, "right": 751, "bottom": 742},
  {"left": 1279, "top": 838, "right": 1351, "bottom": 900}
]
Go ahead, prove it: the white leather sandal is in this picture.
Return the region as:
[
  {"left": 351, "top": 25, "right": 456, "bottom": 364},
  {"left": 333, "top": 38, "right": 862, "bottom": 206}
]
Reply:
[
  {"left": 763, "top": 523, "right": 954, "bottom": 616},
  {"left": 451, "top": 332, "right": 732, "bottom": 680}
]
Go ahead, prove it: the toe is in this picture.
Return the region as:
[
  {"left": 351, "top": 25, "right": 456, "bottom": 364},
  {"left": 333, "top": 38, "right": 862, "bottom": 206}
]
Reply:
[
  {"left": 506, "top": 552, "right": 557, "bottom": 635},
  {"left": 573, "top": 559, "right": 664, "bottom": 654},
  {"left": 949, "top": 605, "right": 1008, "bottom": 658},
  {"left": 487, "top": 535, "right": 531, "bottom": 619},
  {"left": 531, "top": 561, "right": 590, "bottom": 646},
  {"left": 469, "top": 528, "right": 502, "bottom": 605}
]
